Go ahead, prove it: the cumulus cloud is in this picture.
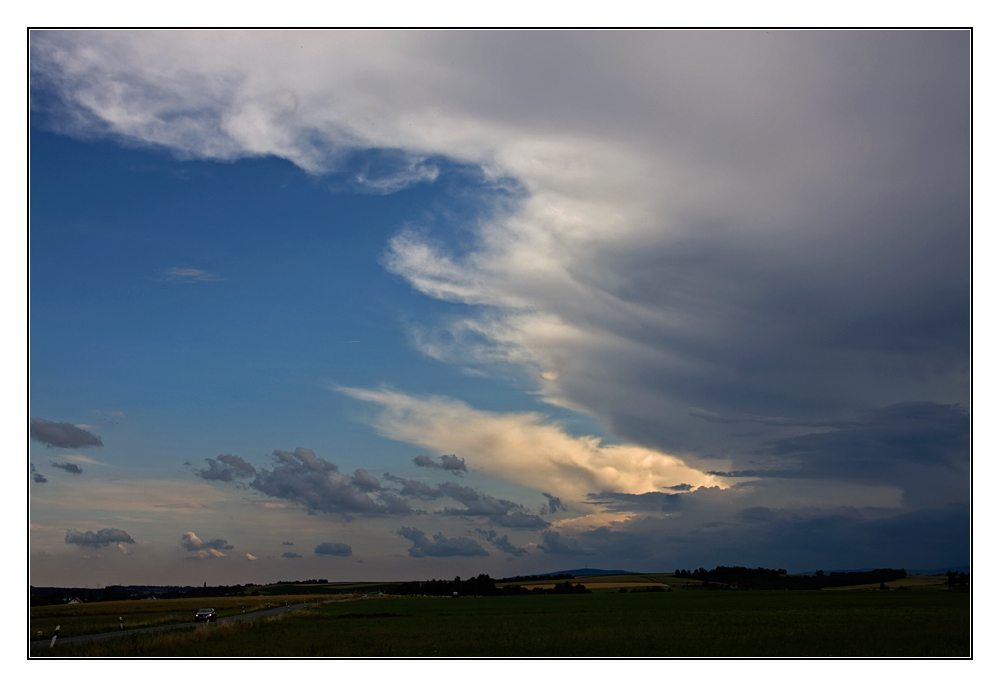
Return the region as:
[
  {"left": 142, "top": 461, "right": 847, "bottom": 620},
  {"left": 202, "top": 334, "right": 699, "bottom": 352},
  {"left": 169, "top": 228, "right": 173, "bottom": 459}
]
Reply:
[
  {"left": 65, "top": 528, "right": 135, "bottom": 549},
  {"left": 437, "top": 481, "right": 549, "bottom": 529},
  {"left": 50, "top": 461, "right": 83, "bottom": 474},
  {"left": 382, "top": 473, "right": 444, "bottom": 500},
  {"left": 245, "top": 553, "right": 257, "bottom": 561},
  {"left": 181, "top": 531, "right": 233, "bottom": 558},
  {"left": 30, "top": 418, "right": 103, "bottom": 449},
  {"left": 314, "top": 542, "right": 352, "bottom": 557},
  {"left": 248, "top": 447, "right": 412, "bottom": 515},
  {"left": 397, "top": 526, "right": 488, "bottom": 558},
  {"left": 30, "top": 464, "right": 48, "bottom": 483},
  {"left": 340, "top": 387, "right": 723, "bottom": 504},
  {"left": 196, "top": 454, "right": 257, "bottom": 482},
  {"left": 476, "top": 528, "right": 528, "bottom": 557},
  {"left": 281, "top": 551, "right": 301, "bottom": 558},
  {"left": 413, "top": 454, "right": 468, "bottom": 473}
]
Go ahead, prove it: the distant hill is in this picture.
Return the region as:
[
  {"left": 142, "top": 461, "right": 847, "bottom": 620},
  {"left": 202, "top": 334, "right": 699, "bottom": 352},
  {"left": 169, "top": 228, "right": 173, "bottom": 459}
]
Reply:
[{"left": 547, "top": 568, "right": 639, "bottom": 577}]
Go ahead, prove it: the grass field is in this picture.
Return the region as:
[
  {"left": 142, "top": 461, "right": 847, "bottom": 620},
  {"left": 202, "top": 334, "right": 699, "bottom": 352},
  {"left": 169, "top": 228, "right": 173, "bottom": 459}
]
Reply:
[{"left": 32, "top": 584, "right": 969, "bottom": 657}]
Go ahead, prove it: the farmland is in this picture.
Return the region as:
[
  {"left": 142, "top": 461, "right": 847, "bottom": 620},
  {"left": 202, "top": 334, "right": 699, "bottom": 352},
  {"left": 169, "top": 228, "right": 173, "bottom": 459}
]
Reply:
[{"left": 31, "top": 574, "right": 969, "bottom": 657}]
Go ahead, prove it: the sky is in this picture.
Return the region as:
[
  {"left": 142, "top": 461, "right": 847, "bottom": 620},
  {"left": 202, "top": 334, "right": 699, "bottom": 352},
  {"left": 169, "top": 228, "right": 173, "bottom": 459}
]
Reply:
[{"left": 28, "top": 30, "right": 970, "bottom": 588}]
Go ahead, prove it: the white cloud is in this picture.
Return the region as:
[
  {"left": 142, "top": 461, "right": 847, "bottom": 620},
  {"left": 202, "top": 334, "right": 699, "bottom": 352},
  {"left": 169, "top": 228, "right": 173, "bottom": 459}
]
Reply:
[
  {"left": 245, "top": 553, "right": 257, "bottom": 561},
  {"left": 338, "top": 386, "right": 725, "bottom": 506}
]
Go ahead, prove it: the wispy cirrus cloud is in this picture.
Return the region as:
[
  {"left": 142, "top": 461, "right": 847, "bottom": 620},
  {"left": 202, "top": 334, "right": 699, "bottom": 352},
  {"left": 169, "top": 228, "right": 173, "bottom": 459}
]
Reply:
[{"left": 158, "top": 267, "right": 224, "bottom": 282}]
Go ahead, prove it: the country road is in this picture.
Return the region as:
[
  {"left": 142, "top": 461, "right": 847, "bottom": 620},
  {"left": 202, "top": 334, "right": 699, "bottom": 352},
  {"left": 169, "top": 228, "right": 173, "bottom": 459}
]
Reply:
[{"left": 30, "top": 602, "right": 313, "bottom": 653}]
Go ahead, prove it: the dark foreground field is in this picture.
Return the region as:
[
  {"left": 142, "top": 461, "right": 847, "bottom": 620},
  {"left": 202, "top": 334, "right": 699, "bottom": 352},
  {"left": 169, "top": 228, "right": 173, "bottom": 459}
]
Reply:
[{"left": 33, "top": 588, "right": 969, "bottom": 657}]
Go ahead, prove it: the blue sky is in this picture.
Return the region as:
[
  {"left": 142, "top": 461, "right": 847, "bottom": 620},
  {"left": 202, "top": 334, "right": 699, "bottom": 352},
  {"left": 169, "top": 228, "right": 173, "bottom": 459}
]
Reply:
[{"left": 29, "top": 30, "right": 970, "bottom": 587}]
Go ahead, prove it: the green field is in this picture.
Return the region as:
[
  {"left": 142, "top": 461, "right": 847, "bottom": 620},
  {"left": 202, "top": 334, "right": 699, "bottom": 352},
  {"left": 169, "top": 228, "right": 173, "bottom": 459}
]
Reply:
[{"left": 32, "top": 584, "right": 969, "bottom": 657}]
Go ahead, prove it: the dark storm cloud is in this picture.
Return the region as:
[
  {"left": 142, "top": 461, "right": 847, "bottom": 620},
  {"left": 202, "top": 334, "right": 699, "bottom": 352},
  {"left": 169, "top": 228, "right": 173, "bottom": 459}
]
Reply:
[
  {"left": 542, "top": 492, "right": 566, "bottom": 515},
  {"left": 315, "top": 542, "right": 352, "bottom": 557},
  {"left": 437, "top": 482, "right": 549, "bottom": 529},
  {"left": 30, "top": 418, "right": 103, "bottom": 449},
  {"left": 710, "top": 403, "right": 969, "bottom": 508},
  {"left": 397, "top": 527, "right": 488, "bottom": 558},
  {"left": 563, "top": 503, "right": 970, "bottom": 573},
  {"left": 249, "top": 447, "right": 412, "bottom": 515},
  {"left": 281, "top": 551, "right": 301, "bottom": 558},
  {"left": 30, "top": 464, "right": 48, "bottom": 483},
  {"left": 538, "top": 531, "right": 595, "bottom": 556},
  {"left": 412, "top": 454, "right": 468, "bottom": 473},
  {"left": 196, "top": 454, "right": 257, "bottom": 482},
  {"left": 282, "top": 541, "right": 294, "bottom": 546},
  {"left": 666, "top": 484, "right": 693, "bottom": 492},
  {"left": 65, "top": 528, "right": 135, "bottom": 548},
  {"left": 181, "top": 532, "right": 234, "bottom": 552},
  {"left": 50, "top": 461, "right": 83, "bottom": 474}
]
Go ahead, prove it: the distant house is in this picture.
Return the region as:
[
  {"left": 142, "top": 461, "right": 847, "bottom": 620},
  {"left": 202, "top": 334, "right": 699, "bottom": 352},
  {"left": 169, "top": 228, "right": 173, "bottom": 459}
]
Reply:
[{"left": 67, "top": 597, "right": 83, "bottom": 604}]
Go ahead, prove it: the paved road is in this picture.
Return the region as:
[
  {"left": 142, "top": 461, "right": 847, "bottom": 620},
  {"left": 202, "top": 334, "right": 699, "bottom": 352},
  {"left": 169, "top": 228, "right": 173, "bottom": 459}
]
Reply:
[{"left": 30, "top": 603, "right": 313, "bottom": 653}]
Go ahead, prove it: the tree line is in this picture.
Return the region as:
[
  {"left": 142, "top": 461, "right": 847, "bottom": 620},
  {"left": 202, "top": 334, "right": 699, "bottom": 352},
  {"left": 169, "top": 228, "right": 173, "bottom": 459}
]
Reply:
[{"left": 672, "top": 566, "right": 907, "bottom": 590}]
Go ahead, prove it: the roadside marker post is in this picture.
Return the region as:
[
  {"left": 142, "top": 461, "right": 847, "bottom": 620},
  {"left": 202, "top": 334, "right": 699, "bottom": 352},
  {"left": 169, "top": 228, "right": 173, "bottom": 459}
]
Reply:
[
  {"left": 119, "top": 617, "right": 123, "bottom": 630},
  {"left": 49, "top": 625, "right": 60, "bottom": 648}
]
